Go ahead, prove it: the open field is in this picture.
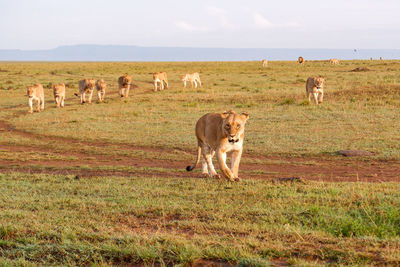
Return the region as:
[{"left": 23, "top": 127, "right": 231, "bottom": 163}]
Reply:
[{"left": 0, "top": 60, "right": 400, "bottom": 265}]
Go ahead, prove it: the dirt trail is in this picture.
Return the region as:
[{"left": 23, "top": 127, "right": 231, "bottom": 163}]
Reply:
[{"left": 1, "top": 101, "right": 399, "bottom": 182}]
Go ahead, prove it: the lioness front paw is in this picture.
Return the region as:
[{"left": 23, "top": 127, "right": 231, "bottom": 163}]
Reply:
[
  {"left": 202, "top": 173, "right": 210, "bottom": 178},
  {"left": 234, "top": 177, "right": 241, "bottom": 182}
]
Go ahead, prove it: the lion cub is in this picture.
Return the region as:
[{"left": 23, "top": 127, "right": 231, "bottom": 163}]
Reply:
[
  {"left": 181, "top": 72, "right": 201, "bottom": 88},
  {"left": 118, "top": 74, "right": 131, "bottom": 97},
  {"left": 27, "top": 84, "right": 44, "bottom": 113},
  {"left": 306, "top": 77, "right": 325, "bottom": 104},
  {"left": 186, "top": 111, "right": 249, "bottom": 182},
  {"left": 78, "top": 79, "right": 96, "bottom": 104},
  {"left": 96, "top": 79, "right": 106, "bottom": 102},
  {"left": 52, "top": 83, "right": 66, "bottom": 108}
]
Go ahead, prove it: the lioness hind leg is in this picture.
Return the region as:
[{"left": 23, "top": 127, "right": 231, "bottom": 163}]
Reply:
[
  {"left": 40, "top": 96, "right": 44, "bottom": 110},
  {"left": 36, "top": 99, "right": 40, "bottom": 112},
  {"left": 201, "top": 158, "right": 210, "bottom": 178},
  {"left": 61, "top": 96, "right": 64, "bottom": 107},
  {"left": 203, "top": 147, "right": 218, "bottom": 178},
  {"left": 125, "top": 87, "right": 130, "bottom": 97},
  {"left": 81, "top": 92, "right": 86, "bottom": 104}
]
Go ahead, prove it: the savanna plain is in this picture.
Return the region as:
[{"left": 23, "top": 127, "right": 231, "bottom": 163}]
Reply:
[{"left": 0, "top": 60, "right": 399, "bottom": 266}]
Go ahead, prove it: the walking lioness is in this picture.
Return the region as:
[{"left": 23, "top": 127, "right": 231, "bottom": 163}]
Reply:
[
  {"left": 181, "top": 72, "right": 201, "bottom": 88},
  {"left": 52, "top": 83, "right": 65, "bottom": 108},
  {"left": 306, "top": 76, "right": 325, "bottom": 104},
  {"left": 329, "top": 58, "right": 339, "bottom": 65},
  {"left": 78, "top": 79, "right": 96, "bottom": 104},
  {"left": 27, "top": 84, "right": 44, "bottom": 113},
  {"left": 153, "top": 72, "right": 168, "bottom": 91},
  {"left": 186, "top": 111, "right": 249, "bottom": 182},
  {"left": 118, "top": 74, "right": 131, "bottom": 97},
  {"left": 96, "top": 79, "right": 106, "bottom": 102},
  {"left": 262, "top": 59, "right": 268, "bottom": 67}
]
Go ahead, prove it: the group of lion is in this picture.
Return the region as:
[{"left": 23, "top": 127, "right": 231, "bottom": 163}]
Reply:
[{"left": 26, "top": 72, "right": 202, "bottom": 113}]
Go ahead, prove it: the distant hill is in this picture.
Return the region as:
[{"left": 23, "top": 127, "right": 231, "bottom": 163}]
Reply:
[{"left": 0, "top": 45, "right": 399, "bottom": 61}]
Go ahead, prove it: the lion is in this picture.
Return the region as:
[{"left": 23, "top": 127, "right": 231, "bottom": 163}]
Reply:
[
  {"left": 298, "top": 56, "right": 304, "bottom": 64},
  {"left": 186, "top": 110, "right": 249, "bottom": 182},
  {"left": 306, "top": 76, "right": 325, "bottom": 104},
  {"left": 27, "top": 84, "right": 44, "bottom": 113},
  {"left": 153, "top": 72, "right": 168, "bottom": 91},
  {"left": 96, "top": 79, "right": 106, "bottom": 102},
  {"left": 329, "top": 58, "right": 339, "bottom": 65},
  {"left": 262, "top": 59, "right": 268, "bottom": 67},
  {"left": 76, "top": 79, "right": 96, "bottom": 104},
  {"left": 181, "top": 72, "right": 202, "bottom": 88},
  {"left": 118, "top": 74, "right": 131, "bottom": 97},
  {"left": 52, "top": 83, "right": 65, "bottom": 108}
]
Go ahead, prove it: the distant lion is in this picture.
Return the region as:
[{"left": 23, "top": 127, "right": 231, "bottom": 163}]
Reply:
[
  {"left": 181, "top": 72, "right": 202, "bottom": 88},
  {"left": 329, "top": 58, "right": 339, "bottom": 65},
  {"left": 27, "top": 84, "right": 44, "bottom": 113},
  {"left": 306, "top": 76, "right": 325, "bottom": 104},
  {"left": 52, "top": 83, "right": 65, "bottom": 108},
  {"left": 298, "top": 56, "right": 304, "bottom": 64},
  {"left": 186, "top": 110, "right": 249, "bottom": 182},
  {"left": 262, "top": 59, "right": 268, "bottom": 67},
  {"left": 96, "top": 79, "right": 106, "bottom": 102},
  {"left": 77, "top": 79, "right": 96, "bottom": 104},
  {"left": 118, "top": 74, "right": 132, "bottom": 97},
  {"left": 153, "top": 72, "right": 168, "bottom": 91}
]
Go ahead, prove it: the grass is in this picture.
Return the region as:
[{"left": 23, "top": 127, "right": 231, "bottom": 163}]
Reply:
[
  {"left": 0, "top": 172, "right": 399, "bottom": 266},
  {"left": 1, "top": 60, "right": 400, "bottom": 265}
]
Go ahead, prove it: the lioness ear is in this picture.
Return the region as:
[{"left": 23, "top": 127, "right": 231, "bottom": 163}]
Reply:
[
  {"left": 222, "top": 110, "right": 234, "bottom": 118},
  {"left": 241, "top": 112, "right": 249, "bottom": 122}
]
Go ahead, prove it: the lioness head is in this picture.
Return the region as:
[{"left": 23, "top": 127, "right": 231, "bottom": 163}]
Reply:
[
  {"left": 221, "top": 111, "right": 249, "bottom": 143},
  {"left": 27, "top": 86, "right": 35, "bottom": 98},
  {"left": 180, "top": 74, "right": 187, "bottom": 81},
  {"left": 314, "top": 77, "right": 324, "bottom": 89}
]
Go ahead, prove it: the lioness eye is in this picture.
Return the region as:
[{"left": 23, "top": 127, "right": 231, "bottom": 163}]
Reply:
[
  {"left": 225, "top": 124, "right": 230, "bottom": 129},
  {"left": 236, "top": 125, "right": 241, "bottom": 129}
]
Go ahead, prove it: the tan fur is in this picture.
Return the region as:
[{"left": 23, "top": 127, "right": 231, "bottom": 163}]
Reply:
[
  {"left": 329, "top": 58, "right": 339, "bottom": 65},
  {"left": 306, "top": 76, "right": 325, "bottom": 104},
  {"left": 298, "top": 56, "right": 304, "bottom": 64},
  {"left": 52, "top": 83, "right": 65, "bottom": 108},
  {"left": 96, "top": 79, "right": 107, "bottom": 102},
  {"left": 153, "top": 72, "right": 168, "bottom": 91},
  {"left": 118, "top": 74, "right": 132, "bottom": 97},
  {"left": 78, "top": 79, "right": 95, "bottom": 104},
  {"left": 181, "top": 72, "right": 201, "bottom": 88},
  {"left": 262, "top": 59, "right": 268, "bottom": 67},
  {"left": 26, "top": 84, "right": 44, "bottom": 113},
  {"left": 186, "top": 111, "right": 249, "bottom": 181}
]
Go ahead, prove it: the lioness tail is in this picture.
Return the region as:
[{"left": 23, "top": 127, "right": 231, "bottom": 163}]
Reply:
[{"left": 186, "top": 145, "right": 201, "bottom": 171}]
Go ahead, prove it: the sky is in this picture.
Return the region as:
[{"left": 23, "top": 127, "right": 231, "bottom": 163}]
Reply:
[{"left": 1, "top": 0, "right": 400, "bottom": 50}]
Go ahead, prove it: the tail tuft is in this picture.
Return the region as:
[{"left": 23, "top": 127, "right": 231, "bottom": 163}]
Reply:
[
  {"left": 186, "top": 165, "right": 194, "bottom": 172},
  {"left": 74, "top": 93, "right": 79, "bottom": 97}
]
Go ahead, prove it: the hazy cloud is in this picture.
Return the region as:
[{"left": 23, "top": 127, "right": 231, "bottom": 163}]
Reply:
[
  {"left": 206, "top": 6, "right": 233, "bottom": 29},
  {"left": 175, "top": 21, "right": 208, "bottom": 32},
  {"left": 253, "top": 13, "right": 274, "bottom": 28}
]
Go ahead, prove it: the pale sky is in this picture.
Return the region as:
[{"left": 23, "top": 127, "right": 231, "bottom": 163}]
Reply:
[{"left": 1, "top": 0, "right": 399, "bottom": 50}]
